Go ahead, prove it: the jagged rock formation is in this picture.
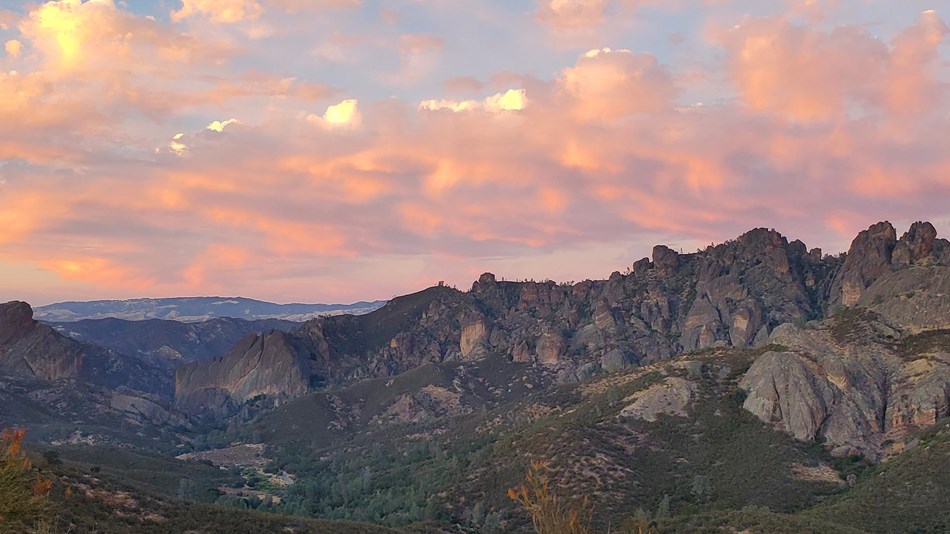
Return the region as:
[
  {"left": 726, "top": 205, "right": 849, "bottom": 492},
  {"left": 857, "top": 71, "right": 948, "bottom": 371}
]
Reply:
[
  {"left": 740, "top": 264, "right": 950, "bottom": 460},
  {"left": 0, "top": 301, "right": 170, "bottom": 395},
  {"left": 175, "top": 221, "right": 950, "bottom": 418},
  {"left": 829, "top": 221, "right": 949, "bottom": 307}
]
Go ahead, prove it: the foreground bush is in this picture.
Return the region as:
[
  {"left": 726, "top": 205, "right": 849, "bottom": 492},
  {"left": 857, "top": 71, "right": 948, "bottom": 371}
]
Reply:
[
  {"left": 508, "top": 462, "right": 592, "bottom": 534},
  {"left": 0, "top": 429, "right": 52, "bottom": 529}
]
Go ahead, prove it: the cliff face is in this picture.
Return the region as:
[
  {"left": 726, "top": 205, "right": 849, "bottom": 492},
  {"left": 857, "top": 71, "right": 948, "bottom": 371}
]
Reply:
[
  {"left": 49, "top": 316, "right": 300, "bottom": 369},
  {"left": 740, "top": 265, "right": 950, "bottom": 460},
  {"left": 175, "top": 221, "right": 950, "bottom": 418},
  {"left": 175, "top": 331, "right": 315, "bottom": 413},
  {"left": 0, "top": 301, "right": 170, "bottom": 395}
]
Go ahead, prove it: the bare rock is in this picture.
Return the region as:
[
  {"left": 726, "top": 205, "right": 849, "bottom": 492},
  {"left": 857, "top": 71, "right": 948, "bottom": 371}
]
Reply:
[
  {"left": 601, "top": 348, "right": 635, "bottom": 373},
  {"left": 857, "top": 266, "right": 950, "bottom": 333},
  {"left": 459, "top": 315, "right": 490, "bottom": 360},
  {"left": 652, "top": 245, "right": 680, "bottom": 275},
  {"left": 831, "top": 222, "right": 898, "bottom": 307},
  {"left": 536, "top": 329, "right": 566, "bottom": 365},
  {"left": 620, "top": 377, "right": 696, "bottom": 421},
  {"left": 740, "top": 351, "right": 837, "bottom": 442}
]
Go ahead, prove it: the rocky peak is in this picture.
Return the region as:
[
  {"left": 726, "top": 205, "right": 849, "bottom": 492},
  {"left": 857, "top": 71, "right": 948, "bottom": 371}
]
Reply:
[
  {"left": 829, "top": 221, "right": 950, "bottom": 308},
  {"left": 0, "top": 301, "right": 35, "bottom": 347},
  {"left": 830, "top": 222, "right": 898, "bottom": 307},
  {"left": 893, "top": 221, "right": 937, "bottom": 267},
  {"left": 0, "top": 301, "right": 169, "bottom": 394},
  {"left": 736, "top": 227, "right": 788, "bottom": 251},
  {"left": 474, "top": 272, "right": 497, "bottom": 287},
  {"left": 652, "top": 245, "right": 680, "bottom": 275}
]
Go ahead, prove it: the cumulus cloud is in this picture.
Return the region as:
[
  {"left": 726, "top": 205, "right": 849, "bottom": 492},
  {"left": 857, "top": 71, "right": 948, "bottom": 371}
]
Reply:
[
  {"left": 2, "top": 0, "right": 950, "bottom": 305},
  {"left": 559, "top": 48, "right": 675, "bottom": 119},
  {"left": 319, "top": 99, "right": 361, "bottom": 127},
  {"left": 4, "top": 39, "right": 20, "bottom": 57},
  {"left": 207, "top": 119, "right": 240, "bottom": 132},
  {"left": 419, "top": 89, "right": 527, "bottom": 113},
  {"left": 172, "top": 0, "right": 263, "bottom": 24}
]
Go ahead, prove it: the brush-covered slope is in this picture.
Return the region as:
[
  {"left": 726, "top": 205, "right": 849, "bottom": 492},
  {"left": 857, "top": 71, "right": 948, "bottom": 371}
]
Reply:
[
  {"left": 176, "top": 221, "right": 950, "bottom": 415},
  {"left": 26, "top": 444, "right": 400, "bottom": 534}
]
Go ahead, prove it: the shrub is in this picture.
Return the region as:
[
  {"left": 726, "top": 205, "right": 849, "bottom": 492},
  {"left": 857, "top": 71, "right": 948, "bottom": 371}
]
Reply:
[
  {"left": 507, "top": 462, "right": 592, "bottom": 534},
  {"left": 0, "top": 429, "right": 52, "bottom": 529}
]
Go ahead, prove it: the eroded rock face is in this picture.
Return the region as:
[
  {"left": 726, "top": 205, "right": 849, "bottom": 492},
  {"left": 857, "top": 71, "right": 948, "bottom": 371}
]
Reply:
[
  {"left": 857, "top": 266, "right": 950, "bottom": 333},
  {"left": 829, "top": 221, "right": 950, "bottom": 308},
  {"left": 741, "top": 295, "right": 950, "bottom": 461},
  {"left": 620, "top": 377, "right": 696, "bottom": 422},
  {"left": 601, "top": 348, "right": 634, "bottom": 373},
  {"left": 652, "top": 245, "right": 681, "bottom": 275},
  {"left": 536, "top": 329, "right": 567, "bottom": 365},
  {"left": 175, "top": 331, "right": 313, "bottom": 413},
  {"left": 459, "top": 315, "right": 490, "bottom": 360},
  {"left": 831, "top": 222, "right": 898, "bottom": 307},
  {"left": 0, "top": 301, "right": 169, "bottom": 395},
  {"left": 892, "top": 221, "right": 937, "bottom": 267},
  {"left": 175, "top": 222, "right": 950, "bottom": 419},
  {"left": 740, "top": 351, "right": 838, "bottom": 443}
]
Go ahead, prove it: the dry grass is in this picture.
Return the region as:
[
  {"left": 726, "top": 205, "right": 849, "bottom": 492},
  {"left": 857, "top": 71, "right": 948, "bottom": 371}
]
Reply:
[{"left": 508, "top": 462, "right": 593, "bottom": 534}]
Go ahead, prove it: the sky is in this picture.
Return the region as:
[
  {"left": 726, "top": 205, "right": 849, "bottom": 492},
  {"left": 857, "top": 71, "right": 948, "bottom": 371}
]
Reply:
[{"left": 0, "top": 0, "right": 949, "bottom": 306}]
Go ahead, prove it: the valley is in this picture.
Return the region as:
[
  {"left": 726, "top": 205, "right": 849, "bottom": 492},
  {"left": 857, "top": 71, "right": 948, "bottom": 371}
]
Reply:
[{"left": 2, "top": 221, "right": 949, "bottom": 533}]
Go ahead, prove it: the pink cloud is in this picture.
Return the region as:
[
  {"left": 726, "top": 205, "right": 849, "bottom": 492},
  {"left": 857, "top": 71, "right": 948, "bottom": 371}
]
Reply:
[{"left": 1, "top": 2, "right": 949, "bottom": 304}]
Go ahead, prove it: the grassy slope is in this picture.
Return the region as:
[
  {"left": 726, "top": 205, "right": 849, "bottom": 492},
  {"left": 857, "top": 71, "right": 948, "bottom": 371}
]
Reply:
[
  {"left": 803, "top": 423, "right": 950, "bottom": 534},
  {"left": 261, "top": 347, "right": 858, "bottom": 531}
]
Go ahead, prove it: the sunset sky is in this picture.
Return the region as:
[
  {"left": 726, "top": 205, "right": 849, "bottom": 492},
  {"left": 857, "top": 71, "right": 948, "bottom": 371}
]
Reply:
[{"left": 1, "top": 0, "right": 949, "bottom": 305}]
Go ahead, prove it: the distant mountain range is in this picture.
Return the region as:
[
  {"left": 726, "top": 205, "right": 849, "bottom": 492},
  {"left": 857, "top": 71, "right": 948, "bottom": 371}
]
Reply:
[
  {"left": 33, "top": 296, "right": 387, "bottom": 323},
  {"left": 3, "top": 220, "right": 950, "bottom": 532}
]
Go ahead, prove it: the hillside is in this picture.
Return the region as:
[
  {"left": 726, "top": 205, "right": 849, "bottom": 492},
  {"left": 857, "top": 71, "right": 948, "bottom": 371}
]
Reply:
[
  {"left": 176, "top": 221, "right": 950, "bottom": 415},
  {"left": 3, "top": 220, "right": 949, "bottom": 533},
  {"left": 0, "top": 301, "right": 169, "bottom": 395}
]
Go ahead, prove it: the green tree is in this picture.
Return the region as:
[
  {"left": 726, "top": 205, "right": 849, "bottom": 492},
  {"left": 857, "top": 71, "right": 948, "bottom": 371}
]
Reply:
[
  {"left": 41, "top": 450, "right": 60, "bottom": 466},
  {"left": 655, "top": 494, "right": 671, "bottom": 521}
]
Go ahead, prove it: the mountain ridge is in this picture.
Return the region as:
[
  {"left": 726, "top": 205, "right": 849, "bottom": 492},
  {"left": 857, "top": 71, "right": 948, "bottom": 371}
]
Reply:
[
  {"left": 175, "top": 221, "right": 950, "bottom": 422},
  {"left": 34, "top": 296, "right": 387, "bottom": 323}
]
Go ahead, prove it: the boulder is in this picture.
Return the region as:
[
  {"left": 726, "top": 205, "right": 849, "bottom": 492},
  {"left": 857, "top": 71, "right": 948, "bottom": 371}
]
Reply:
[{"left": 620, "top": 377, "right": 696, "bottom": 422}]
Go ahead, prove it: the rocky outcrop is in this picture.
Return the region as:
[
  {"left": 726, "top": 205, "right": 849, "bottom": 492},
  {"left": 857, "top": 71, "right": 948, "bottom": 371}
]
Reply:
[
  {"left": 459, "top": 315, "right": 490, "bottom": 360},
  {"left": 111, "top": 390, "right": 192, "bottom": 429},
  {"left": 175, "top": 331, "right": 313, "bottom": 413},
  {"left": 620, "top": 377, "right": 696, "bottom": 421},
  {"left": 176, "top": 222, "right": 950, "bottom": 419},
  {"left": 374, "top": 385, "right": 471, "bottom": 425},
  {"left": 829, "top": 221, "right": 950, "bottom": 308},
  {"left": 857, "top": 266, "right": 950, "bottom": 333},
  {"left": 741, "top": 290, "right": 950, "bottom": 461},
  {"left": 0, "top": 301, "right": 169, "bottom": 395},
  {"left": 740, "top": 351, "right": 841, "bottom": 443}
]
